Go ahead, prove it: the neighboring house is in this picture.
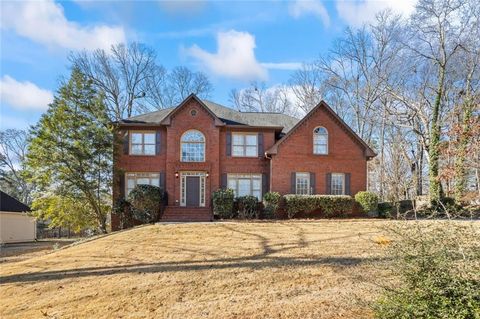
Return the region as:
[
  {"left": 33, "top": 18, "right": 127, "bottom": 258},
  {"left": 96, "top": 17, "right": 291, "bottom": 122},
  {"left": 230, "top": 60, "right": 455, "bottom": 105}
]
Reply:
[
  {"left": 0, "top": 191, "right": 36, "bottom": 243},
  {"left": 112, "top": 94, "right": 375, "bottom": 229}
]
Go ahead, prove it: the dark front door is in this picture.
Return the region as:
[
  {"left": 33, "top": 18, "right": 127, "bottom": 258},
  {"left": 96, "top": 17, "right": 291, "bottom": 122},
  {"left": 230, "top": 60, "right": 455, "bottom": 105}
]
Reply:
[{"left": 186, "top": 176, "right": 200, "bottom": 206}]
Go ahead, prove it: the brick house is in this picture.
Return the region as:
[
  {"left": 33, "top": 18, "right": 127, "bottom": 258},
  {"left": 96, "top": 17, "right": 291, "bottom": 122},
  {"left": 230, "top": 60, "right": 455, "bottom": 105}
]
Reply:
[{"left": 112, "top": 94, "right": 375, "bottom": 229}]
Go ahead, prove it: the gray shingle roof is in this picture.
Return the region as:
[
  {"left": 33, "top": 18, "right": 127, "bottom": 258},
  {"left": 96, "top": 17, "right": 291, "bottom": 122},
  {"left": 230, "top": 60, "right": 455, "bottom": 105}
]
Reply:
[{"left": 122, "top": 99, "right": 300, "bottom": 133}]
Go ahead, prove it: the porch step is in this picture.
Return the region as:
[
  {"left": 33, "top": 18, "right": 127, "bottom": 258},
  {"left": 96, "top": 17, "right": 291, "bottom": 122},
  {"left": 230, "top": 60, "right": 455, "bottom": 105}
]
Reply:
[{"left": 162, "top": 206, "right": 213, "bottom": 222}]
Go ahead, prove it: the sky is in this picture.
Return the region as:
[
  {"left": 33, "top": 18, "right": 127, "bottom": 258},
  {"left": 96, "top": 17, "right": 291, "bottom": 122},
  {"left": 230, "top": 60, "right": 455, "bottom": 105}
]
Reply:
[{"left": 0, "top": 0, "right": 417, "bottom": 130}]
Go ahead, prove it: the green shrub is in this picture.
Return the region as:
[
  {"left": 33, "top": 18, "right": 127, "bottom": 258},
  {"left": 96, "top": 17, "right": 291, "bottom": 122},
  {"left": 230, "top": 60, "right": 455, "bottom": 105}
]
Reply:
[
  {"left": 374, "top": 222, "right": 480, "bottom": 319},
  {"left": 263, "top": 191, "right": 281, "bottom": 219},
  {"left": 128, "top": 184, "right": 164, "bottom": 223},
  {"left": 213, "top": 188, "right": 235, "bottom": 219},
  {"left": 113, "top": 198, "right": 133, "bottom": 229},
  {"left": 355, "top": 191, "right": 379, "bottom": 214},
  {"left": 237, "top": 195, "right": 259, "bottom": 219},
  {"left": 284, "top": 195, "right": 354, "bottom": 218}
]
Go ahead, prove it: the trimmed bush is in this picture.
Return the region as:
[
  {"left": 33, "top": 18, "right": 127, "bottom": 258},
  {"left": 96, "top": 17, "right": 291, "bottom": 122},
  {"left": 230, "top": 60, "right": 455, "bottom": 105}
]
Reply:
[
  {"left": 128, "top": 184, "right": 164, "bottom": 223},
  {"left": 212, "top": 188, "right": 235, "bottom": 219},
  {"left": 112, "top": 198, "right": 133, "bottom": 229},
  {"left": 263, "top": 191, "right": 281, "bottom": 219},
  {"left": 355, "top": 191, "right": 379, "bottom": 215},
  {"left": 284, "top": 195, "right": 354, "bottom": 218},
  {"left": 237, "top": 195, "right": 259, "bottom": 219}
]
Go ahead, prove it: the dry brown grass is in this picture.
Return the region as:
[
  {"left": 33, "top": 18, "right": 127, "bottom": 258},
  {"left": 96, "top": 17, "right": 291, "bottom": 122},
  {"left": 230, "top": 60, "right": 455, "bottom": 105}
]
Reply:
[{"left": 0, "top": 220, "right": 395, "bottom": 319}]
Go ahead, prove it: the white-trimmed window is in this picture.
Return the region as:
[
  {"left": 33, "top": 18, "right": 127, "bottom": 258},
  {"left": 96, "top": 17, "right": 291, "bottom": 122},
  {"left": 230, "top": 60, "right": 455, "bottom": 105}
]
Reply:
[
  {"left": 125, "top": 172, "right": 160, "bottom": 195},
  {"left": 331, "top": 173, "right": 345, "bottom": 195},
  {"left": 181, "top": 130, "right": 205, "bottom": 162},
  {"left": 130, "top": 132, "right": 156, "bottom": 155},
  {"left": 227, "top": 174, "right": 262, "bottom": 199},
  {"left": 296, "top": 173, "right": 311, "bottom": 195},
  {"left": 232, "top": 133, "right": 258, "bottom": 157},
  {"left": 313, "top": 127, "right": 328, "bottom": 154}
]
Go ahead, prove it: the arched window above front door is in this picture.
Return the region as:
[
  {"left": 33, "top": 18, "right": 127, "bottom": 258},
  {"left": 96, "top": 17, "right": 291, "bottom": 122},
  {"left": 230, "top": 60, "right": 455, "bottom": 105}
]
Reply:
[
  {"left": 313, "top": 126, "right": 328, "bottom": 154},
  {"left": 181, "top": 130, "right": 205, "bottom": 162}
]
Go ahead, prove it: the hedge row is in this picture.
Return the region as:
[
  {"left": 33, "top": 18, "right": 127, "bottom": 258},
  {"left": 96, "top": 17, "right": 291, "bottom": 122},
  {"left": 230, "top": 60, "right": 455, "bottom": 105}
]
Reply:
[
  {"left": 284, "top": 194, "right": 355, "bottom": 218},
  {"left": 212, "top": 189, "right": 374, "bottom": 219}
]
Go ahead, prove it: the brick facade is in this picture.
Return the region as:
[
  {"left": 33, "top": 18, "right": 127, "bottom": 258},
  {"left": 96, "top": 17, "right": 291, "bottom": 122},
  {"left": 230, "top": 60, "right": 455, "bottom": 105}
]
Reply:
[{"left": 112, "top": 95, "right": 374, "bottom": 230}]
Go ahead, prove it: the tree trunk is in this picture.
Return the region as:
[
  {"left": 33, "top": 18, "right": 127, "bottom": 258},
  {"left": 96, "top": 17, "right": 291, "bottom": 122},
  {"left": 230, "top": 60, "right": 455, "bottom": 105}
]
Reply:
[{"left": 428, "top": 66, "right": 445, "bottom": 204}]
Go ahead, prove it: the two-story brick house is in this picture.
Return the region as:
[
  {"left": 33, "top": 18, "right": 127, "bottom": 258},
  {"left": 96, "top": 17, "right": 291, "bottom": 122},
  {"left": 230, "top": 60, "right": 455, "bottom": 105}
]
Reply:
[{"left": 112, "top": 94, "right": 375, "bottom": 229}]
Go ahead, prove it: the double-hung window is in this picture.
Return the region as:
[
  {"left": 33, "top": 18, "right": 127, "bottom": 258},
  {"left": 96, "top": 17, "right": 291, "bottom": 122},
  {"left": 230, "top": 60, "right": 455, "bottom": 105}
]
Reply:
[
  {"left": 125, "top": 172, "right": 160, "bottom": 196},
  {"left": 181, "top": 130, "right": 205, "bottom": 162},
  {"left": 227, "top": 174, "right": 262, "bottom": 199},
  {"left": 313, "top": 127, "right": 328, "bottom": 155},
  {"left": 130, "top": 132, "right": 156, "bottom": 155},
  {"left": 295, "top": 173, "right": 311, "bottom": 195},
  {"left": 331, "top": 173, "right": 345, "bottom": 195},
  {"left": 232, "top": 133, "right": 257, "bottom": 157}
]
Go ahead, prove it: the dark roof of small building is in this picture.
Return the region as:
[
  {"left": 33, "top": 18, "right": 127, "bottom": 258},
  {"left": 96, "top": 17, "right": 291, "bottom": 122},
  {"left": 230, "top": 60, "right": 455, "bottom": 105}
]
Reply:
[
  {"left": 0, "top": 191, "right": 30, "bottom": 212},
  {"left": 122, "top": 99, "right": 300, "bottom": 133}
]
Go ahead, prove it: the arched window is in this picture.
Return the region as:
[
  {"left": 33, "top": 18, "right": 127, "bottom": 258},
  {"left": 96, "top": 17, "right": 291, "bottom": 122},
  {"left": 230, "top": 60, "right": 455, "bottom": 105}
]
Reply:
[
  {"left": 181, "top": 130, "right": 205, "bottom": 162},
  {"left": 313, "top": 126, "right": 328, "bottom": 154}
]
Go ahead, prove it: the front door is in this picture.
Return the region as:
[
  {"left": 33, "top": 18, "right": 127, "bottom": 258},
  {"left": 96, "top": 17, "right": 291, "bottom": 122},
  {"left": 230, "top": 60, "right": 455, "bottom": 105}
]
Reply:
[{"left": 185, "top": 176, "right": 200, "bottom": 206}]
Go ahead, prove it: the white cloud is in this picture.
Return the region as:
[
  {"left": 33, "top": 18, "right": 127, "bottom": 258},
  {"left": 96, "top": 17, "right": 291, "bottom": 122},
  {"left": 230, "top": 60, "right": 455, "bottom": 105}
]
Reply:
[
  {"left": 289, "top": 0, "right": 330, "bottom": 27},
  {"left": 0, "top": 0, "right": 125, "bottom": 50},
  {"left": 336, "top": 0, "right": 417, "bottom": 27},
  {"left": 261, "top": 62, "right": 303, "bottom": 71},
  {"left": 0, "top": 75, "right": 54, "bottom": 111},
  {"left": 185, "top": 30, "right": 268, "bottom": 81}
]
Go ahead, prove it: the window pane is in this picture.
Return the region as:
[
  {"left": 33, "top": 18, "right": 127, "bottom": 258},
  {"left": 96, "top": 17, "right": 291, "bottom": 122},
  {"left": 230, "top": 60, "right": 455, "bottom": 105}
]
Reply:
[
  {"left": 232, "top": 134, "right": 244, "bottom": 145},
  {"left": 131, "top": 144, "right": 142, "bottom": 155},
  {"left": 228, "top": 179, "right": 237, "bottom": 191},
  {"left": 131, "top": 133, "right": 142, "bottom": 143},
  {"left": 252, "top": 190, "right": 261, "bottom": 200},
  {"left": 252, "top": 178, "right": 261, "bottom": 190},
  {"left": 238, "top": 179, "right": 251, "bottom": 196},
  {"left": 144, "top": 144, "right": 155, "bottom": 155},
  {"left": 296, "top": 173, "right": 310, "bottom": 195},
  {"left": 232, "top": 145, "right": 244, "bottom": 156},
  {"left": 181, "top": 143, "right": 204, "bottom": 162},
  {"left": 144, "top": 133, "right": 155, "bottom": 144},
  {"left": 245, "top": 135, "right": 257, "bottom": 146},
  {"left": 151, "top": 178, "right": 160, "bottom": 187},
  {"left": 137, "top": 178, "right": 150, "bottom": 185},
  {"left": 245, "top": 146, "right": 257, "bottom": 156},
  {"left": 314, "top": 145, "right": 327, "bottom": 154},
  {"left": 127, "top": 179, "right": 135, "bottom": 188},
  {"left": 182, "top": 130, "right": 204, "bottom": 142}
]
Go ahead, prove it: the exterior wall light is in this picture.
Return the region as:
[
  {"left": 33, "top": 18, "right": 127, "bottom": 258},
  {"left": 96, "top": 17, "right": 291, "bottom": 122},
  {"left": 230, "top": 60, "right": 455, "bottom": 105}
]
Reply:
[
  {"left": 206, "top": 172, "right": 209, "bottom": 178},
  {"left": 175, "top": 172, "right": 179, "bottom": 178}
]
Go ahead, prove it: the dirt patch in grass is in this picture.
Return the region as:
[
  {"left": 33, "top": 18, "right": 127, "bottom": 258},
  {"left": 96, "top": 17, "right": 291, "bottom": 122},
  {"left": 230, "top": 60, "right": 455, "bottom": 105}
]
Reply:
[{"left": 0, "top": 220, "right": 403, "bottom": 318}]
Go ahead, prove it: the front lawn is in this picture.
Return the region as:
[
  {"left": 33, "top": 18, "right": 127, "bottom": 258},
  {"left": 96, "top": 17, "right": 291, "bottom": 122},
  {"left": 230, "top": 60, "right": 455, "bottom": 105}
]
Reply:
[{"left": 0, "top": 220, "right": 411, "bottom": 318}]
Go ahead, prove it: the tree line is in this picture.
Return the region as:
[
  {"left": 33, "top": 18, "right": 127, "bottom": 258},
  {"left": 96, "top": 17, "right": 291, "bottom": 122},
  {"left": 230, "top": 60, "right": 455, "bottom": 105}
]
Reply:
[{"left": 0, "top": 0, "right": 478, "bottom": 232}]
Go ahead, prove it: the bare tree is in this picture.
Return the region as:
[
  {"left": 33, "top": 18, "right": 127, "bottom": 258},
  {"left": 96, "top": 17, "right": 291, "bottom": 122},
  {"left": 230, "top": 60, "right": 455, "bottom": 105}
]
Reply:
[
  {"left": 0, "top": 129, "right": 34, "bottom": 204},
  {"left": 229, "top": 82, "right": 299, "bottom": 116},
  {"left": 71, "top": 43, "right": 213, "bottom": 121}
]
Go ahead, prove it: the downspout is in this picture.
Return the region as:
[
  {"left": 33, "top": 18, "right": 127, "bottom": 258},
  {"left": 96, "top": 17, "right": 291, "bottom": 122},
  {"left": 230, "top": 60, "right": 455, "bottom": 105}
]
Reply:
[{"left": 265, "top": 152, "right": 273, "bottom": 192}]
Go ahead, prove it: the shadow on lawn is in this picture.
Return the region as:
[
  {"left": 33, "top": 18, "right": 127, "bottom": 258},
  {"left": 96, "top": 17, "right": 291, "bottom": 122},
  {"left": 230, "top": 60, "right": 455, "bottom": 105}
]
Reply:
[{"left": 1, "top": 224, "right": 383, "bottom": 285}]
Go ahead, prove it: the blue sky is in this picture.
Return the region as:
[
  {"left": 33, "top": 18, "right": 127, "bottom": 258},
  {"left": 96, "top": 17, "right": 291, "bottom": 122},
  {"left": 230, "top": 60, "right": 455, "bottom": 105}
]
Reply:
[{"left": 0, "top": 0, "right": 416, "bottom": 129}]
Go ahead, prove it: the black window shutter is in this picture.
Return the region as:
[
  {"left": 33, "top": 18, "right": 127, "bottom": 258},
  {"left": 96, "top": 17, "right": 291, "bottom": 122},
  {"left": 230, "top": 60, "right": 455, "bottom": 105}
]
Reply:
[
  {"left": 123, "top": 131, "right": 129, "bottom": 155},
  {"left": 119, "top": 172, "right": 125, "bottom": 199},
  {"left": 291, "top": 172, "right": 296, "bottom": 194},
  {"left": 310, "top": 172, "right": 316, "bottom": 194},
  {"left": 258, "top": 133, "right": 264, "bottom": 157},
  {"left": 345, "top": 173, "right": 351, "bottom": 195},
  {"left": 221, "top": 173, "right": 228, "bottom": 188},
  {"left": 155, "top": 131, "right": 161, "bottom": 155},
  {"left": 326, "top": 173, "right": 332, "bottom": 194},
  {"left": 159, "top": 172, "right": 165, "bottom": 191},
  {"left": 226, "top": 132, "right": 231, "bottom": 156},
  {"left": 262, "top": 173, "right": 269, "bottom": 197}
]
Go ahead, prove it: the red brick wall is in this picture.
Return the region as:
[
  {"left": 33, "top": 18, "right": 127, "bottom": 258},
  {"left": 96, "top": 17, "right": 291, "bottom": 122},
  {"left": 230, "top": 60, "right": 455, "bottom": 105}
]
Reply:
[{"left": 270, "top": 106, "right": 367, "bottom": 196}]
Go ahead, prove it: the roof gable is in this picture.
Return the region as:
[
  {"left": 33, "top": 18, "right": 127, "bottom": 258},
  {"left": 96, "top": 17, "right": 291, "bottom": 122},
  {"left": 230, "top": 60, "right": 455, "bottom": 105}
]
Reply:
[
  {"left": 266, "top": 100, "right": 376, "bottom": 158},
  {"left": 0, "top": 191, "right": 30, "bottom": 212},
  {"left": 160, "top": 94, "right": 225, "bottom": 126}
]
